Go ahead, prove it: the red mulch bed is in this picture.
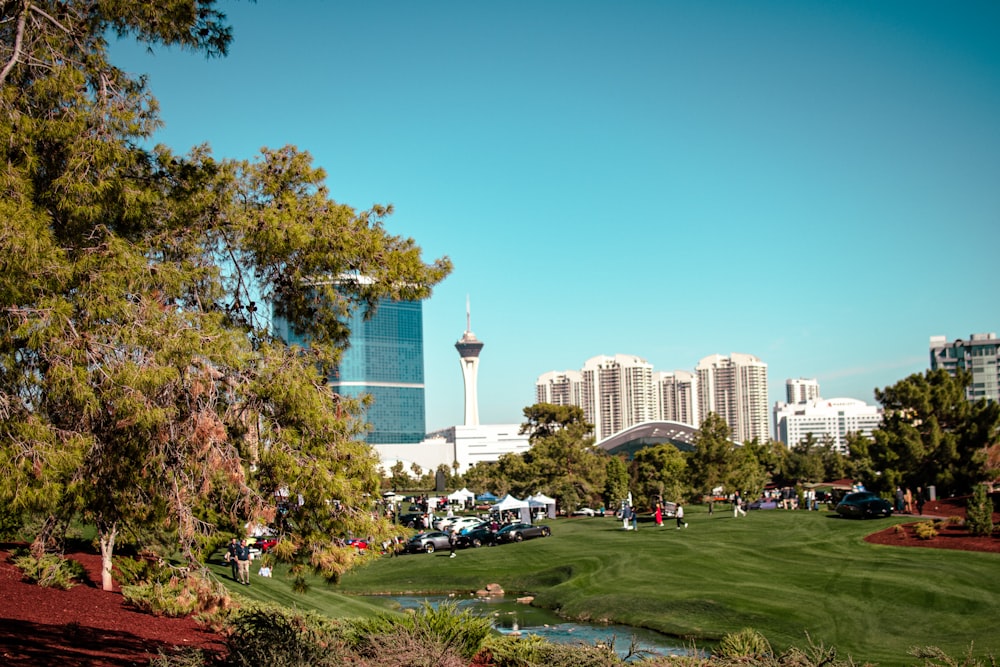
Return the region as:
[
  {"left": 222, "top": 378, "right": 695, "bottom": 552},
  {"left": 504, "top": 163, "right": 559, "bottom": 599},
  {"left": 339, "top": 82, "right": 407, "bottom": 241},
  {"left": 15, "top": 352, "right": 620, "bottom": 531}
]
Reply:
[
  {"left": 864, "top": 495, "right": 1000, "bottom": 554},
  {"left": 2, "top": 496, "right": 998, "bottom": 666},
  {"left": 0, "top": 543, "right": 225, "bottom": 666}
]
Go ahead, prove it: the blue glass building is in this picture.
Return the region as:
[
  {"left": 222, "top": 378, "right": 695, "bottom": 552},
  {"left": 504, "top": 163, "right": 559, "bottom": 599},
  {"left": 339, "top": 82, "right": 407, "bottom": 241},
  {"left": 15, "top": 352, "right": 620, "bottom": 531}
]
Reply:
[
  {"left": 274, "top": 299, "right": 427, "bottom": 444},
  {"left": 332, "top": 300, "right": 426, "bottom": 444}
]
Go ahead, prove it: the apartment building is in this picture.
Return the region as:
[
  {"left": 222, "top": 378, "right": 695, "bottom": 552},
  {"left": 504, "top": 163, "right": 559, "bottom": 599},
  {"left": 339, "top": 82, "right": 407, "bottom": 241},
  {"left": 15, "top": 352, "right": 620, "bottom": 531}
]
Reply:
[
  {"left": 929, "top": 333, "right": 999, "bottom": 402},
  {"left": 696, "top": 353, "right": 770, "bottom": 443}
]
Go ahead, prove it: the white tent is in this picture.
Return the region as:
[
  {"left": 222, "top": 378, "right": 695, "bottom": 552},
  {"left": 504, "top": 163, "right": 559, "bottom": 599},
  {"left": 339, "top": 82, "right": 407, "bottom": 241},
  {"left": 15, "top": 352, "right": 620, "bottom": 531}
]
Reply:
[
  {"left": 447, "top": 487, "right": 476, "bottom": 507},
  {"left": 492, "top": 494, "right": 531, "bottom": 524},
  {"left": 527, "top": 493, "right": 557, "bottom": 519}
]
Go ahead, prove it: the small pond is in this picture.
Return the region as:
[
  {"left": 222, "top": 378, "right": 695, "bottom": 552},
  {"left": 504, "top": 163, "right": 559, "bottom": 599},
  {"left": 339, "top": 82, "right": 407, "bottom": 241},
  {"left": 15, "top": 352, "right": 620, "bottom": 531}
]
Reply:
[{"left": 366, "top": 594, "right": 695, "bottom": 661}]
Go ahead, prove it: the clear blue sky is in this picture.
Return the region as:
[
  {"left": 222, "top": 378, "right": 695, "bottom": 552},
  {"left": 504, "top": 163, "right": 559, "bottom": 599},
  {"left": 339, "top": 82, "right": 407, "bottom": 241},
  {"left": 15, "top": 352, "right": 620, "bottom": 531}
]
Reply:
[{"left": 111, "top": 1, "right": 1000, "bottom": 433}]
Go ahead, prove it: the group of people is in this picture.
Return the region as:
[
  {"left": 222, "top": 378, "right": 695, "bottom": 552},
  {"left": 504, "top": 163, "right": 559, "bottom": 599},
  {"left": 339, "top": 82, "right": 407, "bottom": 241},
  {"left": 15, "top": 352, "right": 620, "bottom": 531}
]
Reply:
[
  {"left": 895, "top": 486, "right": 926, "bottom": 515},
  {"left": 625, "top": 501, "right": 689, "bottom": 530},
  {"left": 225, "top": 538, "right": 252, "bottom": 585}
]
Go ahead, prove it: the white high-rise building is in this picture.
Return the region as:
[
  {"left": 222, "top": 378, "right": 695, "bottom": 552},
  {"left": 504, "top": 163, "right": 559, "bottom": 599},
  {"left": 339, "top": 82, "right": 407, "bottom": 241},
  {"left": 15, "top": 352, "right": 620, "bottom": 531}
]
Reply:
[
  {"left": 654, "top": 370, "right": 699, "bottom": 427},
  {"left": 580, "top": 354, "right": 655, "bottom": 440},
  {"left": 696, "top": 353, "right": 769, "bottom": 443},
  {"left": 930, "top": 333, "right": 1000, "bottom": 403},
  {"left": 536, "top": 370, "right": 584, "bottom": 407},
  {"left": 786, "top": 378, "right": 820, "bottom": 404},
  {"left": 773, "top": 398, "right": 882, "bottom": 454}
]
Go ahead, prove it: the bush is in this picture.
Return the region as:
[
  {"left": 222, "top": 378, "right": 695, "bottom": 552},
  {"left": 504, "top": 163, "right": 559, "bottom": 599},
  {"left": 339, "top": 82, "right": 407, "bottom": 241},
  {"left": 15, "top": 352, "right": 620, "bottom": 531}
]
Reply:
[
  {"left": 716, "top": 627, "right": 773, "bottom": 659},
  {"left": 965, "top": 485, "right": 995, "bottom": 538},
  {"left": 223, "top": 604, "right": 345, "bottom": 667},
  {"left": 13, "top": 551, "right": 87, "bottom": 589},
  {"left": 122, "top": 572, "right": 231, "bottom": 621},
  {"left": 483, "top": 633, "right": 625, "bottom": 667},
  {"left": 343, "top": 600, "right": 494, "bottom": 661},
  {"left": 913, "top": 521, "right": 939, "bottom": 540}
]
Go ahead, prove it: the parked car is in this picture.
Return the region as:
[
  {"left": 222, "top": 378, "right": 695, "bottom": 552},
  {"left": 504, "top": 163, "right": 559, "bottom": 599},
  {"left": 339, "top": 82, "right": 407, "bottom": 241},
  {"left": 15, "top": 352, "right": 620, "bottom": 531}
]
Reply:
[
  {"left": 457, "top": 523, "right": 497, "bottom": 548},
  {"left": 571, "top": 507, "right": 596, "bottom": 516},
  {"left": 254, "top": 536, "right": 278, "bottom": 552},
  {"left": 495, "top": 522, "right": 551, "bottom": 543},
  {"left": 405, "top": 531, "right": 454, "bottom": 554},
  {"left": 835, "top": 491, "right": 894, "bottom": 519},
  {"left": 435, "top": 516, "right": 481, "bottom": 532}
]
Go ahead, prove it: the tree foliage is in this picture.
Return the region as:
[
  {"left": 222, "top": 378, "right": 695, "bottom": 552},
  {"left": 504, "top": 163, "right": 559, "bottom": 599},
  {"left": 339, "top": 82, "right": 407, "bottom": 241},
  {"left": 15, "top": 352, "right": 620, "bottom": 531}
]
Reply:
[
  {"left": 503, "top": 404, "right": 606, "bottom": 509},
  {"left": 687, "top": 413, "right": 736, "bottom": 495},
  {"left": 629, "top": 445, "right": 687, "bottom": 508},
  {"left": 863, "top": 370, "right": 999, "bottom": 496},
  {"left": 0, "top": 0, "right": 450, "bottom": 589}
]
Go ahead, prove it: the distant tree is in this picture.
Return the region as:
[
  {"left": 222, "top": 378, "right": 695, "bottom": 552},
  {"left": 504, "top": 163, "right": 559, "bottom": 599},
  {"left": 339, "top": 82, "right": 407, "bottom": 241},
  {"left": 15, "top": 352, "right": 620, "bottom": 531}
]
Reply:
[
  {"left": 785, "top": 435, "right": 826, "bottom": 484},
  {"left": 603, "top": 456, "right": 630, "bottom": 509},
  {"left": 388, "top": 461, "right": 409, "bottom": 492},
  {"left": 630, "top": 445, "right": 687, "bottom": 508},
  {"left": 727, "top": 443, "right": 769, "bottom": 502},
  {"left": 507, "top": 404, "right": 607, "bottom": 509},
  {"left": 844, "top": 431, "right": 879, "bottom": 488},
  {"left": 965, "top": 484, "right": 995, "bottom": 538},
  {"left": 687, "top": 413, "right": 735, "bottom": 496},
  {"left": 868, "top": 370, "right": 999, "bottom": 495},
  {"left": 461, "top": 461, "right": 507, "bottom": 497}
]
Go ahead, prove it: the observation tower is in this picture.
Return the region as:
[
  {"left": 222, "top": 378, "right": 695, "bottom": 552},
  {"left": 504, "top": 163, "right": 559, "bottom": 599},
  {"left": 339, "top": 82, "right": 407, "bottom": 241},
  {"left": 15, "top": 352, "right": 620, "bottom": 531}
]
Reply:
[{"left": 454, "top": 298, "right": 484, "bottom": 426}]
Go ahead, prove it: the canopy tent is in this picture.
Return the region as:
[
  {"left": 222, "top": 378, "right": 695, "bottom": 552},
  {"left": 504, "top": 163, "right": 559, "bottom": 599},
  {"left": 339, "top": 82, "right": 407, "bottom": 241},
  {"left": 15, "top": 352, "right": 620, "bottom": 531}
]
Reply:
[
  {"left": 476, "top": 491, "right": 498, "bottom": 502},
  {"left": 527, "top": 493, "right": 557, "bottom": 519},
  {"left": 447, "top": 487, "right": 476, "bottom": 507},
  {"left": 491, "top": 494, "right": 531, "bottom": 524}
]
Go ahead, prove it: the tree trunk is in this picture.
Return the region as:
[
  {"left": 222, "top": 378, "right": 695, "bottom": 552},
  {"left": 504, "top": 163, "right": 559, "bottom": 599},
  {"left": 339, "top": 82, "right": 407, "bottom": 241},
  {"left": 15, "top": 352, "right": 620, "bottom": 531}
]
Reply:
[{"left": 98, "top": 522, "right": 117, "bottom": 592}]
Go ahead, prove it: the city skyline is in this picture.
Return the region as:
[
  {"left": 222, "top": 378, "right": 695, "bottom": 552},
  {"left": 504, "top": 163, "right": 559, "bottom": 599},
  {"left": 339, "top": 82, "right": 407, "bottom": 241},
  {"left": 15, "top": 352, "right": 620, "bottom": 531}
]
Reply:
[{"left": 110, "top": 1, "right": 1000, "bottom": 432}]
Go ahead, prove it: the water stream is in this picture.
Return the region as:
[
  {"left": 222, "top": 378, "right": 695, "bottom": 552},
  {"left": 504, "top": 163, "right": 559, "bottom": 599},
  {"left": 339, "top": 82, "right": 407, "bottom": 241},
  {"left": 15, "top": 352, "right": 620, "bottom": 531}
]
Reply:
[{"left": 367, "top": 594, "right": 694, "bottom": 661}]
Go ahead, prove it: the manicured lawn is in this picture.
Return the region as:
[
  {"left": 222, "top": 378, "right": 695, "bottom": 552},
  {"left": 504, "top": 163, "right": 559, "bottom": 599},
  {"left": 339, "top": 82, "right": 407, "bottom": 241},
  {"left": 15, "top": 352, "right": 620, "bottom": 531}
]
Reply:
[{"left": 326, "top": 507, "right": 1000, "bottom": 666}]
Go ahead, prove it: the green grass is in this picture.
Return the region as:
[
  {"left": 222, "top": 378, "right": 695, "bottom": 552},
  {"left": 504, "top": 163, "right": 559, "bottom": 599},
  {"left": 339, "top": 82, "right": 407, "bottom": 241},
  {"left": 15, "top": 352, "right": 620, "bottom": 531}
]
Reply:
[{"left": 322, "top": 508, "right": 1000, "bottom": 666}]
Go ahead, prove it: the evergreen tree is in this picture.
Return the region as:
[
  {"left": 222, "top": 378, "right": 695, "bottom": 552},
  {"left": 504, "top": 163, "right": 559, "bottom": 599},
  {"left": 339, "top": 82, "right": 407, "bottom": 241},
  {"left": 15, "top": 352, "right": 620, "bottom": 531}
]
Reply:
[{"left": 0, "top": 1, "right": 450, "bottom": 590}]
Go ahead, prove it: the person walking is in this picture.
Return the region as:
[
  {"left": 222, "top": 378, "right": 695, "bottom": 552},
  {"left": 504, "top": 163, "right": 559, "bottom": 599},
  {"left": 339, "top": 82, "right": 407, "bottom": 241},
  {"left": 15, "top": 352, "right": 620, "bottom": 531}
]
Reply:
[
  {"left": 915, "top": 486, "right": 926, "bottom": 516},
  {"left": 733, "top": 493, "right": 747, "bottom": 518},
  {"left": 448, "top": 527, "right": 458, "bottom": 558},
  {"left": 235, "top": 538, "right": 251, "bottom": 585},
  {"left": 676, "top": 504, "right": 688, "bottom": 529},
  {"left": 654, "top": 503, "right": 663, "bottom": 527},
  {"left": 226, "top": 537, "right": 239, "bottom": 581}
]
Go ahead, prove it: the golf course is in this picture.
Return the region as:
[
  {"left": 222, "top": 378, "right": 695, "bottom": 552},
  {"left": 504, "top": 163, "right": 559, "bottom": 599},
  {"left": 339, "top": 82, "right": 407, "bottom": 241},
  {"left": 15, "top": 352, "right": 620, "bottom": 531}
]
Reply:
[{"left": 212, "top": 507, "right": 999, "bottom": 666}]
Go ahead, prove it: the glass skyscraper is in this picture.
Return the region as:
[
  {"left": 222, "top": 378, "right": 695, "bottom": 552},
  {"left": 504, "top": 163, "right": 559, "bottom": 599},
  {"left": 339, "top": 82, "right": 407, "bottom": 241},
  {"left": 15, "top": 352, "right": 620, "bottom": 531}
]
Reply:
[
  {"left": 332, "top": 300, "right": 426, "bottom": 444},
  {"left": 274, "top": 299, "right": 427, "bottom": 444}
]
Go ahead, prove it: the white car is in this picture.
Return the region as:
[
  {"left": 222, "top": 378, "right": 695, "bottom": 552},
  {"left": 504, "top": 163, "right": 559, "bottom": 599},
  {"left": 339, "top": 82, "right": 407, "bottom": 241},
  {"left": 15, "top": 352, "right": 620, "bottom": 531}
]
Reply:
[
  {"left": 572, "top": 507, "right": 597, "bottom": 516},
  {"left": 444, "top": 517, "right": 483, "bottom": 533}
]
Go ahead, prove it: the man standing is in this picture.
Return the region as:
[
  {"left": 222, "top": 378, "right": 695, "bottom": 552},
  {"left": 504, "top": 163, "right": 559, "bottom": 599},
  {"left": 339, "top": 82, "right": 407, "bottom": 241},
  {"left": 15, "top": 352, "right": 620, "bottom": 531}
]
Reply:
[
  {"left": 235, "top": 539, "right": 251, "bottom": 585},
  {"left": 226, "top": 537, "right": 239, "bottom": 581}
]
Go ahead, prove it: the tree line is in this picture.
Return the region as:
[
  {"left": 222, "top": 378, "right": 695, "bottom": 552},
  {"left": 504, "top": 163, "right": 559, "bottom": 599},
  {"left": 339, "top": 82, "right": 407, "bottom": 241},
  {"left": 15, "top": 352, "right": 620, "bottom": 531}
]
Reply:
[{"left": 454, "top": 369, "right": 999, "bottom": 514}]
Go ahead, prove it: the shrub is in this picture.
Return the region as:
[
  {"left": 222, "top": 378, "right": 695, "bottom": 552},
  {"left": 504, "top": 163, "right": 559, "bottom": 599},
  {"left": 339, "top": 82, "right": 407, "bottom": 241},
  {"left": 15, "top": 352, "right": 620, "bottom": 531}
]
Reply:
[
  {"left": 716, "top": 627, "right": 773, "bottom": 659},
  {"left": 913, "top": 521, "right": 939, "bottom": 540},
  {"left": 13, "top": 551, "right": 87, "bottom": 589},
  {"left": 223, "top": 604, "right": 345, "bottom": 667},
  {"left": 343, "top": 600, "right": 494, "bottom": 661},
  {"left": 122, "top": 571, "right": 231, "bottom": 620},
  {"left": 965, "top": 485, "right": 995, "bottom": 538},
  {"left": 115, "top": 552, "right": 175, "bottom": 587},
  {"left": 483, "top": 633, "right": 625, "bottom": 667}
]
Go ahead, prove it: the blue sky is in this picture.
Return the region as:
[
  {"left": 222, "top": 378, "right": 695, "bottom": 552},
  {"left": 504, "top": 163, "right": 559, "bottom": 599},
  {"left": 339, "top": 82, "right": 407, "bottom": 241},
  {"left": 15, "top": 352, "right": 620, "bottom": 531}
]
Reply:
[{"left": 111, "top": 1, "right": 1000, "bottom": 433}]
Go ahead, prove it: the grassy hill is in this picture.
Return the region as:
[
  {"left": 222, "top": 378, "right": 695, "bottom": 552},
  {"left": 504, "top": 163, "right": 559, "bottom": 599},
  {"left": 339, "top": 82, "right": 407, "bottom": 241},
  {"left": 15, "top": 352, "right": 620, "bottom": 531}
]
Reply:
[{"left": 212, "top": 507, "right": 1000, "bottom": 666}]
